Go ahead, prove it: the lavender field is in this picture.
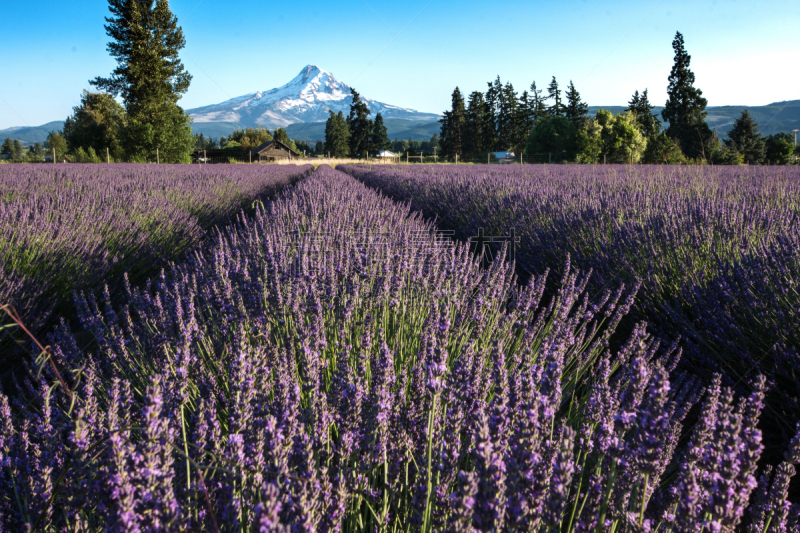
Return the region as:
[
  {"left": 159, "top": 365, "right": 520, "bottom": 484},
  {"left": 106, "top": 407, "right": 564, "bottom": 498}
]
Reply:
[
  {"left": 0, "top": 163, "right": 311, "bottom": 373},
  {"left": 1, "top": 163, "right": 799, "bottom": 531},
  {"left": 342, "top": 164, "right": 800, "bottom": 450}
]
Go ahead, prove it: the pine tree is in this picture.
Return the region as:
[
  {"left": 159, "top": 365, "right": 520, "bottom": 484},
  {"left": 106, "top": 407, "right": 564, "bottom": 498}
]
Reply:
[
  {"left": 1, "top": 138, "right": 12, "bottom": 155},
  {"left": 347, "top": 88, "right": 372, "bottom": 157},
  {"left": 463, "top": 91, "right": 489, "bottom": 159},
  {"left": 518, "top": 90, "right": 534, "bottom": 141},
  {"left": 91, "top": 0, "right": 194, "bottom": 162},
  {"left": 12, "top": 140, "right": 25, "bottom": 162},
  {"left": 724, "top": 110, "right": 766, "bottom": 165},
  {"left": 527, "top": 81, "right": 548, "bottom": 126},
  {"left": 627, "top": 89, "right": 661, "bottom": 138},
  {"left": 499, "top": 81, "right": 522, "bottom": 150},
  {"left": 440, "top": 87, "right": 466, "bottom": 159},
  {"left": 661, "top": 32, "right": 712, "bottom": 161},
  {"left": 370, "top": 113, "right": 391, "bottom": 153},
  {"left": 564, "top": 80, "right": 589, "bottom": 130},
  {"left": 325, "top": 110, "right": 350, "bottom": 158},
  {"left": 484, "top": 77, "right": 502, "bottom": 150},
  {"left": 546, "top": 77, "right": 564, "bottom": 117}
]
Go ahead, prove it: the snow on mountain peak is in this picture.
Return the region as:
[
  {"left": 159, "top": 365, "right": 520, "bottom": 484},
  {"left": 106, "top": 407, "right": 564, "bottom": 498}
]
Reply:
[{"left": 187, "top": 66, "right": 439, "bottom": 128}]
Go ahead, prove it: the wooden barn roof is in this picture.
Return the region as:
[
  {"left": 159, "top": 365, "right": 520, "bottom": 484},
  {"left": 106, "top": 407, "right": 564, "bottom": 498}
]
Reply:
[{"left": 247, "top": 139, "right": 300, "bottom": 157}]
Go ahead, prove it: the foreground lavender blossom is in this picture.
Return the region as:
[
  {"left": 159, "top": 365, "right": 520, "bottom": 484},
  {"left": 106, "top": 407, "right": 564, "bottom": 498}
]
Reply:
[{"left": 1, "top": 166, "right": 796, "bottom": 531}]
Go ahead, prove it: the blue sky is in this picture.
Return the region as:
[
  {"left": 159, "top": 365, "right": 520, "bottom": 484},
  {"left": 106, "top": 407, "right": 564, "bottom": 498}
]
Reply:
[{"left": 1, "top": 0, "right": 798, "bottom": 129}]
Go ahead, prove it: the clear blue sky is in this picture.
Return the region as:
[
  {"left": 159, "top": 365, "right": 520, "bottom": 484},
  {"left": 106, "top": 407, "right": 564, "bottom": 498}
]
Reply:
[{"left": 1, "top": 0, "right": 798, "bottom": 129}]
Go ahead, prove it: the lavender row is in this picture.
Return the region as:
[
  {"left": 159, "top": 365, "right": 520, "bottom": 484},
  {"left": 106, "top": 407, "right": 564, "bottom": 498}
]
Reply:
[
  {"left": 340, "top": 163, "right": 800, "bottom": 438},
  {"left": 2, "top": 165, "right": 798, "bottom": 531},
  {"left": 0, "top": 163, "right": 311, "bottom": 347}
]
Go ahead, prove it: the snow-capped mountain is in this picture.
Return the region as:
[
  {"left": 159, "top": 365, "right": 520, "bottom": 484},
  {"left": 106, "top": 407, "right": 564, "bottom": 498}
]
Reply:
[{"left": 187, "top": 65, "right": 440, "bottom": 128}]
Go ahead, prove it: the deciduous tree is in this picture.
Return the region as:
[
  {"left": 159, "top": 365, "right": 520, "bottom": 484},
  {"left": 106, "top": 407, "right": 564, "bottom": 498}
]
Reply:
[{"left": 63, "top": 90, "right": 126, "bottom": 161}]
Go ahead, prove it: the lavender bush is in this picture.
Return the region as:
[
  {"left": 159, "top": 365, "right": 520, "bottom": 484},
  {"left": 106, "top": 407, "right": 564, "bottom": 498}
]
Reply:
[
  {"left": 341, "top": 163, "right": 800, "bottom": 442},
  {"left": 1, "top": 165, "right": 797, "bottom": 531},
  {"left": 0, "top": 163, "right": 310, "bottom": 366}
]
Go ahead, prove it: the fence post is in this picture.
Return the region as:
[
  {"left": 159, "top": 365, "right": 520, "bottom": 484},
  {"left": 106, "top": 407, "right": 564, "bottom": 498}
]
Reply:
[
  {"left": 456, "top": 154, "right": 458, "bottom": 165},
  {"left": 53, "top": 148, "right": 56, "bottom": 164},
  {"left": 107, "top": 147, "right": 110, "bottom": 164},
  {"left": 204, "top": 149, "right": 206, "bottom": 165},
  {"left": 604, "top": 154, "right": 606, "bottom": 165},
  {"left": 407, "top": 152, "right": 408, "bottom": 165},
  {"left": 157, "top": 148, "right": 159, "bottom": 164},
  {"left": 488, "top": 153, "right": 489, "bottom": 165},
  {"left": 549, "top": 152, "right": 551, "bottom": 164}
]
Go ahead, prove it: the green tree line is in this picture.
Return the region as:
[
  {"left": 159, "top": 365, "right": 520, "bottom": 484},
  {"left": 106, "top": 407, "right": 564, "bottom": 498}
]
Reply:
[{"left": 437, "top": 31, "right": 799, "bottom": 165}]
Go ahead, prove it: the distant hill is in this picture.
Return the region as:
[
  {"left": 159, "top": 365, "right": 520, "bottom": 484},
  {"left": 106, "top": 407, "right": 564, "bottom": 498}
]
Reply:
[
  {"left": 0, "top": 121, "right": 64, "bottom": 146},
  {"left": 4, "top": 101, "right": 799, "bottom": 147},
  {"left": 587, "top": 100, "right": 800, "bottom": 137}
]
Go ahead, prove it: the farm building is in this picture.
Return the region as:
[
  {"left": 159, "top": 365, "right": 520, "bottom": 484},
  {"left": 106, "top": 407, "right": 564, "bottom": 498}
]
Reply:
[
  {"left": 377, "top": 150, "right": 399, "bottom": 159},
  {"left": 492, "top": 151, "right": 516, "bottom": 163},
  {"left": 248, "top": 140, "right": 300, "bottom": 162}
]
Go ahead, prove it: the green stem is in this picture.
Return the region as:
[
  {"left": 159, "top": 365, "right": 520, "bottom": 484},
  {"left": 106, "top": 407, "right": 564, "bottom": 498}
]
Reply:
[
  {"left": 762, "top": 511, "right": 774, "bottom": 533},
  {"left": 422, "top": 393, "right": 439, "bottom": 533},
  {"left": 596, "top": 458, "right": 617, "bottom": 533},
  {"left": 639, "top": 472, "right": 649, "bottom": 528}
]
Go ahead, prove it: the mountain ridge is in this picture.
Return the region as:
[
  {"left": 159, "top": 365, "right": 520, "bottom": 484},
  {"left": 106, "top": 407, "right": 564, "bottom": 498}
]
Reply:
[{"left": 185, "top": 65, "right": 440, "bottom": 128}]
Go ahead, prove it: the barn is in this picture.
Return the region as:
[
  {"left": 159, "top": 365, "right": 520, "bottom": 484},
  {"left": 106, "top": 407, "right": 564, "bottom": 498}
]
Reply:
[{"left": 248, "top": 140, "right": 300, "bottom": 162}]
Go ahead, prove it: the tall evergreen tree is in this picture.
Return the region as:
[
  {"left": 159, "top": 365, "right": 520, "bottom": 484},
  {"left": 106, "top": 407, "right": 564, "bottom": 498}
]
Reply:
[
  {"left": 324, "top": 110, "right": 350, "bottom": 158},
  {"left": 497, "top": 81, "right": 520, "bottom": 150},
  {"left": 439, "top": 87, "right": 466, "bottom": 159},
  {"left": 661, "top": 32, "right": 712, "bottom": 161},
  {"left": 91, "top": 0, "right": 194, "bottom": 162},
  {"left": 463, "top": 91, "right": 490, "bottom": 159},
  {"left": 1, "top": 138, "right": 12, "bottom": 155},
  {"left": 12, "top": 140, "right": 24, "bottom": 162},
  {"left": 724, "top": 110, "right": 766, "bottom": 165},
  {"left": 546, "top": 76, "right": 564, "bottom": 117},
  {"left": 484, "top": 77, "right": 502, "bottom": 150},
  {"left": 564, "top": 80, "right": 589, "bottom": 130},
  {"left": 528, "top": 81, "right": 548, "bottom": 126},
  {"left": 370, "top": 113, "right": 391, "bottom": 152},
  {"left": 626, "top": 88, "right": 661, "bottom": 138},
  {"left": 347, "top": 88, "right": 372, "bottom": 157},
  {"left": 518, "top": 90, "right": 534, "bottom": 141}
]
